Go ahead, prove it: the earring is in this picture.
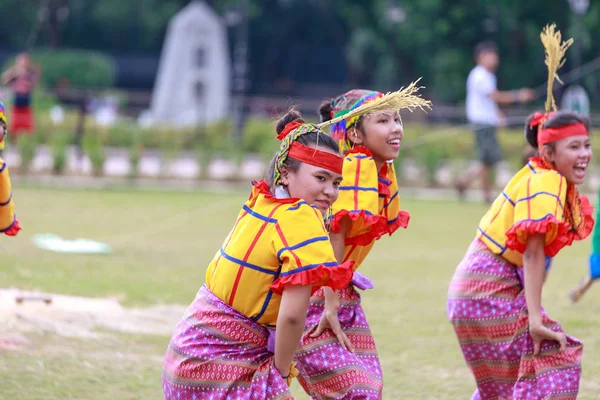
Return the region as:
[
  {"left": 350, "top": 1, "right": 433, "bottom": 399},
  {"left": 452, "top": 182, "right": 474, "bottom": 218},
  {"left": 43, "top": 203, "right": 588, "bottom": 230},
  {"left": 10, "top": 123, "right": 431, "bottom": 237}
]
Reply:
[{"left": 325, "top": 206, "right": 333, "bottom": 232}]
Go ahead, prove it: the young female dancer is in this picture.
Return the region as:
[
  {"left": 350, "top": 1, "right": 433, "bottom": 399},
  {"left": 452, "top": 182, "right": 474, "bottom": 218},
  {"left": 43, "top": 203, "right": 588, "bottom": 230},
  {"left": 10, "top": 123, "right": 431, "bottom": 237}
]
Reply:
[
  {"left": 295, "top": 84, "right": 430, "bottom": 399},
  {"left": 447, "top": 25, "right": 593, "bottom": 400},
  {"left": 162, "top": 110, "right": 354, "bottom": 400}
]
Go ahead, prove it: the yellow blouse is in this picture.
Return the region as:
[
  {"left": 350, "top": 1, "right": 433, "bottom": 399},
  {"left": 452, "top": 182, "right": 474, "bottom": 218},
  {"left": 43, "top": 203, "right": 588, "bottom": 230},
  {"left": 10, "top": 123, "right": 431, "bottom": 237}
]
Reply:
[
  {"left": 477, "top": 157, "right": 593, "bottom": 266},
  {"left": 206, "top": 180, "right": 353, "bottom": 327},
  {"left": 328, "top": 147, "right": 410, "bottom": 270},
  {"left": 0, "top": 158, "right": 19, "bottom": 235}
]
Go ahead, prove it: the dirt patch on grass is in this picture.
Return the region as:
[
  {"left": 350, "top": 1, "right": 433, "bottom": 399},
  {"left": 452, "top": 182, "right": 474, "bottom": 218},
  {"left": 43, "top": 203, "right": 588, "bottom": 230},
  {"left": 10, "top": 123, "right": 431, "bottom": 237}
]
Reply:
[{"left": 0, "top": 288, "right": 185, "bottom": 343}]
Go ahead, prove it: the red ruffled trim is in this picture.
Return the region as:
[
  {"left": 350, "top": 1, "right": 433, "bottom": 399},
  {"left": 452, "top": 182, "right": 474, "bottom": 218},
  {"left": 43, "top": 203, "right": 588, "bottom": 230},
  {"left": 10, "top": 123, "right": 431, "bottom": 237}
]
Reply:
[
  {"left": 378, "top": 179, "right": 391, "bottom": 198},
  {"left": 250, "top": 180, "right": 300, "bottom": 204},
  {"left": 505, "top": 197, "right": 594, "bottom": 257},
  {"left": 3, "top": 218, "right": 21, "bottom": 236},
  {"left": 387, "top": 210, "right": 410, "bottom": 236},
  {"left": 329, "top": 209, "right": 387, "bottom": 233},
  {"left": 345, "top": 210, "right": 410, "bottom": 246},
  {"left": 329, "top": 209, "right": 409, "bottom": 246},
  {"left": 269, "top": 260, "right": 355, "bottom": 295}
]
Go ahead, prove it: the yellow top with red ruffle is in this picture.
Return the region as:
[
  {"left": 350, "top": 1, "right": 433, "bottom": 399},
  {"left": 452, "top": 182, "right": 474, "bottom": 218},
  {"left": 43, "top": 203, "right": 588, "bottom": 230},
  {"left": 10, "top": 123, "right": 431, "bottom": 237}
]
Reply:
[
  {"left": 206, "top": 180, "right": 354, "bottom": 328},
  {"left": 0, "top": 158, "right": 20, "bottom": 236},
  {"left": 477, "top": 157, "right": 594, "bottom": 266},
  {"left": 328, "top": 147, "right": 409, "bottom": 270}
]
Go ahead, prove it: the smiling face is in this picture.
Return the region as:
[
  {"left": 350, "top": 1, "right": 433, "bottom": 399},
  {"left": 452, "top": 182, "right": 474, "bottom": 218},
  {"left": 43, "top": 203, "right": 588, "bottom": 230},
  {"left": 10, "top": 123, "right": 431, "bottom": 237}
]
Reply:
[
  {"left": 350, "top": 109, "right": 403, "bottom": 169},
  {"left": 541, "top": 135, "right": 592, "bottom": 185},
  {"left": 281, "top": 145, "right": 343, "bottom": 216}
]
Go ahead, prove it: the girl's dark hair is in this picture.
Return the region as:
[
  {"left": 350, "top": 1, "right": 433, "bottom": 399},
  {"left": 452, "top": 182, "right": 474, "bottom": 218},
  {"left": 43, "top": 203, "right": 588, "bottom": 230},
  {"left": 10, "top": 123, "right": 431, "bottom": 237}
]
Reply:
[
  {"left": 473, "top": 41, "right": 498, "bottom": 59},
  {"left": 266, "top": 108, "right": 340, "bottom": 191},
  {"left": 318, "top": 99, "right": 334, "bottom": 123},
  {"left": 524, "top": 111, "right": 591, "bottom": 149}
]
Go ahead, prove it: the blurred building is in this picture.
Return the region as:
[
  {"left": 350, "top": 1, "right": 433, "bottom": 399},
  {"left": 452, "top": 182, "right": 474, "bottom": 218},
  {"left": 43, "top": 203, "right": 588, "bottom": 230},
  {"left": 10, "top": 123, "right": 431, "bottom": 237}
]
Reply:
[{"left": 149, "top": 1, "right": 230, "bottom": 126}]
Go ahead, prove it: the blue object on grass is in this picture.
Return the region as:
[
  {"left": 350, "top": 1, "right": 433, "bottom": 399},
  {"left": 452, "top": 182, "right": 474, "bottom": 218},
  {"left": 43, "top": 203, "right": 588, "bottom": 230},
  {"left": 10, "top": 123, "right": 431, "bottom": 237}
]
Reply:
[
  {"left": 590, "top": 253, "right": 600, "bottom": 280},
  {"left": 32, "top": 234, "right": 112, "bottom": 254}
]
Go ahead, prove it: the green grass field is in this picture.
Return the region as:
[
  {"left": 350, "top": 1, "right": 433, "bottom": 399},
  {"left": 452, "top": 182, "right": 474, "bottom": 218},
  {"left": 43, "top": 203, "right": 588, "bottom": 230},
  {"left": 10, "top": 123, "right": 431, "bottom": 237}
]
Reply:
[{"left": 1, "top": 186, "right": 599, "bottom": 399}]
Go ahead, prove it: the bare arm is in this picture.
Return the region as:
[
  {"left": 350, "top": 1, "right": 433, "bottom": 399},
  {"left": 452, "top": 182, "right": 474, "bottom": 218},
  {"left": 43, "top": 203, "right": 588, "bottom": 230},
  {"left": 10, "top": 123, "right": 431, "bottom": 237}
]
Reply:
[
  {"left": 274, "top": 283, "right": 312, "bottom": 377},
  {"left": 490, "top": 90, "right": 518, "bottom": 105},
  {"left": 523, "top": 234, "right": 546, "bottom": 326},
  {"left": 1, "top": 68, "right": 14, "bottom": 85},
  {"left": 523, "top": 233, "right": 567, "bottom": 355},
  {"left": 310, "top": 216, "right": 355, "bottom": 351},
  {"left": 490, "top": 88, "right": 535, "bottom": 105},
  {"left": 322, "top": 215, "right": 351, "bottom": 307}
]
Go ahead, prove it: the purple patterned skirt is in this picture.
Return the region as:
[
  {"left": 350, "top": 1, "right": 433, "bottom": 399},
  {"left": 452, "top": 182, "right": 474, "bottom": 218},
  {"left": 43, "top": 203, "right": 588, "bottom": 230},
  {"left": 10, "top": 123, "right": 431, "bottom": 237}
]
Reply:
[
  {"left": 447, "top": 240, "right": 582, "bottom": 400},
  {"left": 162, "top": 285, "right": 292, "bottom": 400},
  {"left": 295, "top": 284, "right": 383, "bottom": 399}
]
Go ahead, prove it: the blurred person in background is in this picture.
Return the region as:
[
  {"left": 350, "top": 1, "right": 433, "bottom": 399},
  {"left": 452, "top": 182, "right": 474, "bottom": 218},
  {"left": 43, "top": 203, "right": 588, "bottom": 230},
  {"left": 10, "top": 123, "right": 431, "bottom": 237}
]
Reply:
[
  {"left": 456, "top": 41, "right": 535, "bottom": 203},
  {"left": 1, "top": 52, "right": 41, "bottom": 141}
]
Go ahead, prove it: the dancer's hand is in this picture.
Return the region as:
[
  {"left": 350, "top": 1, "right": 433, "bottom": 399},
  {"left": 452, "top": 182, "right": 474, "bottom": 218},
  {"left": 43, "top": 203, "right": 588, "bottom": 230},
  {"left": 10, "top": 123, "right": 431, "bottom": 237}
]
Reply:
[
  {"left": 311, "top": 306, "right": 354, "bottom": 352},
  {"left": 529, "top": 322, "right": 567, "bottom": 356}
]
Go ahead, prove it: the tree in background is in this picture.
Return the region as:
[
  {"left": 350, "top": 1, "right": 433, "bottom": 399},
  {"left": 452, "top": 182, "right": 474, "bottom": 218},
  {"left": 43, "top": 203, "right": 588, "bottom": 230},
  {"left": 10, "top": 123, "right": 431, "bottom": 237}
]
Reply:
[{"left": 0, "top": 0, "right": 598, "bottom": 103}]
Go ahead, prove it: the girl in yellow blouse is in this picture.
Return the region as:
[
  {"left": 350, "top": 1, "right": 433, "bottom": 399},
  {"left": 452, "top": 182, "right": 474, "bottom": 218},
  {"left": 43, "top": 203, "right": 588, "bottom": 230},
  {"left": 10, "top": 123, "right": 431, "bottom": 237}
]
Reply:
[
  {"left": 162, "top": 110, "right": 354, "bottom": 400},
  {"left": 0, "top": 101, "right": 21, "bottom": 236},
  {"left": 447, "top": 25, "right": 593, "bottom": 400},
  {"left": 295, "top": 85, "right": 430, "bottom": 399}
]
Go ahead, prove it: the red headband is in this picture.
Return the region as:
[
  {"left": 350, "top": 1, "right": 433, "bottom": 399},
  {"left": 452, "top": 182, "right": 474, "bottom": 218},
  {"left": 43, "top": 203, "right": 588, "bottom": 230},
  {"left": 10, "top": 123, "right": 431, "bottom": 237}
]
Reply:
[
  {"left": 538, "top": 123, "right": 588, "bottom": 146},
  {"left": 530, "top": 112, "right": 588, "bottom": 146},
  {"left": 277, "top": 121, "right": 303, "bottom": 140},
  {"left": 288, "top": 141, "right": 343, "bottom": 175}
]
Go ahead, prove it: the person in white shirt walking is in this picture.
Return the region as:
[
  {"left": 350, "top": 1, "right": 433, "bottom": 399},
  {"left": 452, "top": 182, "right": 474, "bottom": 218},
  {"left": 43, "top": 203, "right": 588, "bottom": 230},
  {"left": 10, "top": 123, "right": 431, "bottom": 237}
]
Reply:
[{"left": 456, "top": 41, "right": 535, "bottom": 203}]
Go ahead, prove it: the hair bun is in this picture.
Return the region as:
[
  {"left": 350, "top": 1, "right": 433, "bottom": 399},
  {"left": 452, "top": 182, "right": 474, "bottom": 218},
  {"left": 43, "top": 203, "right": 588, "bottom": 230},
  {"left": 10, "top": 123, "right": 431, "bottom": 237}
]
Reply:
[
  {"left": 318, "top": 100, "right": 334, "bottom": 123},
  {"left": 524, "top": 113, "right": 541, "bottom": 148},
  {"left": 276, "top": 109, "right": 304, "bottom": 135}
]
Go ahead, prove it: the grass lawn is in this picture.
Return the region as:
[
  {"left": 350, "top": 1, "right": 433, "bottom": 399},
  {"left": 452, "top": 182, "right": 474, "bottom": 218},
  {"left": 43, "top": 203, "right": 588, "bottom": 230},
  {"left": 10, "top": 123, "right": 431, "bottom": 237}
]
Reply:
[{"left": 1, "top": 186, "right": 599, "bottom": 399}]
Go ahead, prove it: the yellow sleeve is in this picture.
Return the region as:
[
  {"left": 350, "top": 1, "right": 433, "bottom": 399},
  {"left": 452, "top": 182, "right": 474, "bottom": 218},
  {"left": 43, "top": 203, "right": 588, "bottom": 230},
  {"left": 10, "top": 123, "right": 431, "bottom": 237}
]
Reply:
[
  {"left": 0, "top": 158, "right": 18, "bottom": 234},
  {"left": 329, "top": 152, "right": 384, "bottom": 237},
  {"left": 270, "top": 202, "right": 353, "bottom": 294},
  {"left": 332, "top": 153, "right": 379, "bottom": 217},
  {"left": 505, "top": 171, "right": 568, "bottom": 256}
]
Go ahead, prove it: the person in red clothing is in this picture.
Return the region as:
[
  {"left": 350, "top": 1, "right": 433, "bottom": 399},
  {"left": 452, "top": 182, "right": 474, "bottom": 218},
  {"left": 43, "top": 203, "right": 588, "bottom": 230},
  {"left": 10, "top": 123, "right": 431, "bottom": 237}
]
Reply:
[
  {"left": 0, "top": 100, "right": 21, "bottom": 236},
  {"left": 2, "top": 52, "right": 41, "bottom": 139}
]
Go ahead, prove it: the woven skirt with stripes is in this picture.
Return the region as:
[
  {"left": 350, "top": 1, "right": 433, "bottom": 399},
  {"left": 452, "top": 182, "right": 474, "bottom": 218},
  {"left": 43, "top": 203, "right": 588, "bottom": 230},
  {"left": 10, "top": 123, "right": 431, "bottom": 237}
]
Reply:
[
  {"left": 162, "top": 285, "right": 292, "bottom": 400},
  {"left": 295, "top": 285, "right": 383, "bottom": 399},
  {"left": 447, "top": 240, "right": 582, "bottom": 400}
]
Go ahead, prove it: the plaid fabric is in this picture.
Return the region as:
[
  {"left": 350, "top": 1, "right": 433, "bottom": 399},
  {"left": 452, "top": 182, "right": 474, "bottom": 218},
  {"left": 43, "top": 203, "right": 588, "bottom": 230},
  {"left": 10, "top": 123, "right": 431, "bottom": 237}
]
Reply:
[
  {"left": 205, "top": 180, "right": 353, "bottom": 327},
  {"left": 328, "top": 148, "right": 409, "bottom": 270},
  {"left": 477, "top": 157, "right": 593, "bottom": 266}
]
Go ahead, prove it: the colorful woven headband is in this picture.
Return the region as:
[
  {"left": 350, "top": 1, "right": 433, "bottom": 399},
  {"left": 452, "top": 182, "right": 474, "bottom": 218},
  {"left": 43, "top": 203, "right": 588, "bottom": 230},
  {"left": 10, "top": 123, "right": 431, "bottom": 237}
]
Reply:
[
  {"left": 329, "top": 90, "right": 383, "bottom": 143},
  {"left": 0, "top": 101, "right": 6, "bottom": 126},
  {"left": 530, "top": 112, "right": 588, "bottom": 147},
  {"left": 274, "top": 121, "right": 343, "bottom": 185}
]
